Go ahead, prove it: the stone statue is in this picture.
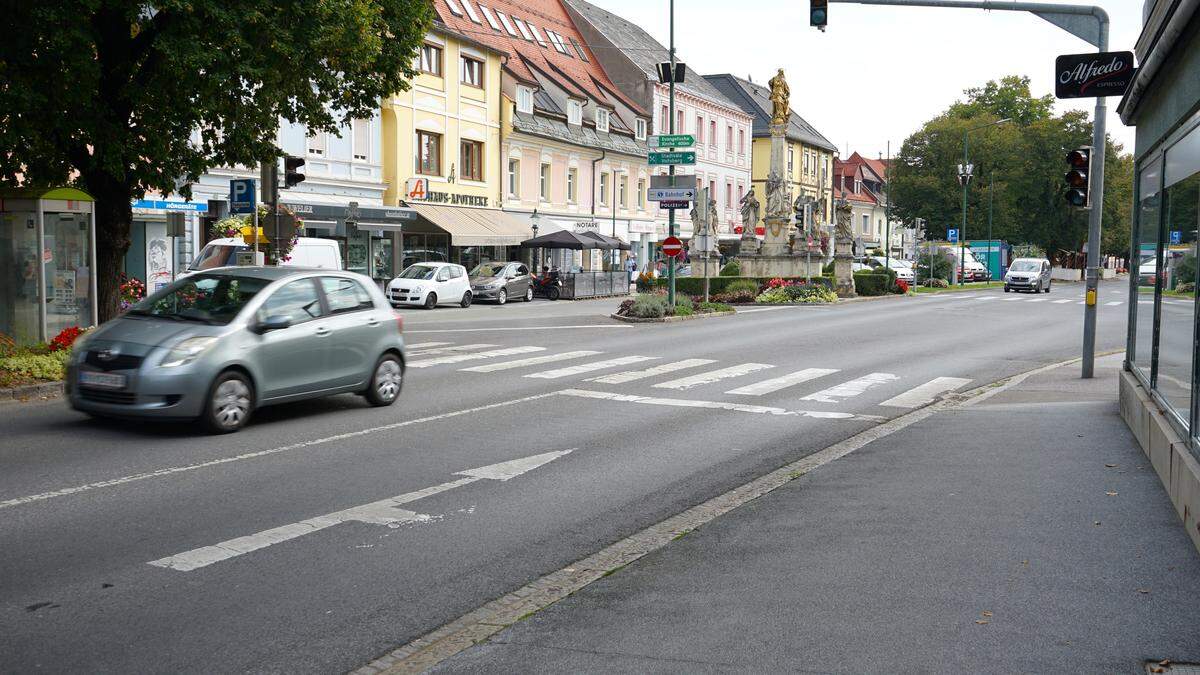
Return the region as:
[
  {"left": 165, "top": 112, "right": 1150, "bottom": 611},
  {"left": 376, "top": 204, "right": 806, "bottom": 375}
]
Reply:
[
  {"left": 765, "top": 171, "right": 789, "bottom": 219},
  {"left": 834, "top": 193, "right": 854, "bottom": 242},
  {"left": 739, "top": 186, "right": 760, "bottom": 233},
  {"left": 768, "top": 69, "right": 790, "bottom": 126}
]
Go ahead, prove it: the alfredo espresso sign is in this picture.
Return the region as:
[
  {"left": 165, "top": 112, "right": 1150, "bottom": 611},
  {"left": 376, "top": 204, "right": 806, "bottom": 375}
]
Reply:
[{"left": 1055, "top": 51, "right": 1136, "bottom": 99}]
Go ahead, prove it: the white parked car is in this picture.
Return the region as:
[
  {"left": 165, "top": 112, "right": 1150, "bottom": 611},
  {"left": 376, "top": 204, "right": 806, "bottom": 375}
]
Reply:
[
  {"left": 185, "top": 237, "right": 342, "bottom": 275},
  {"left": 866, "top": 256, "right": 915, "bottom": 282},
  {"left": 387, "top": 262, "right": 472, "bottom": 309}
]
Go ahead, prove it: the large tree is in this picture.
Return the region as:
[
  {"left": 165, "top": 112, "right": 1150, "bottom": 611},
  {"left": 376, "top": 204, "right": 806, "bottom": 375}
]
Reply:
[
  {"left": 0, "top": 1, "right": 432, "bottom": 321},
  {"left": 890, "top": 76, "right": 1134, "bottom": 260}
]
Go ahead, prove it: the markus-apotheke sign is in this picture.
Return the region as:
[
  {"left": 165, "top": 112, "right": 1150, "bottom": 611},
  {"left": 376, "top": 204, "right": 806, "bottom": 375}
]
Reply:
[{"left": 1055, "top": 51, "right": 1135, "bottom": 99}]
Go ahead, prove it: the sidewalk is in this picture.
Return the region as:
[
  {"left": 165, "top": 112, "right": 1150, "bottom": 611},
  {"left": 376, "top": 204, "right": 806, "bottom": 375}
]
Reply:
[{"left": 434, "top": 355, "right": 1200, "bottom": 674}]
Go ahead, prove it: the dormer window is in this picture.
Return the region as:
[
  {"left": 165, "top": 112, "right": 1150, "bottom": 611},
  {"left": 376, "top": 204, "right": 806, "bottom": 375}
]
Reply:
[
  {"left": 595, "top": 108, "right": 610, "bottom": 133},
  {"left": 516, "top": 86, "right": 534, "bottom": 114},
  {"left": 568, "top": 100, "right": 582, "bottom": 126},
  {"left": 635, "top": 119, "right": 647, "bottom": 140}
]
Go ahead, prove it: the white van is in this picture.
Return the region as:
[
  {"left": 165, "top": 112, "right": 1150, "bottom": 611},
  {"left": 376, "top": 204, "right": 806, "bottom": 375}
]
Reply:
[{"left": 184, "top": 237, "right": 342, "bottom": 275}]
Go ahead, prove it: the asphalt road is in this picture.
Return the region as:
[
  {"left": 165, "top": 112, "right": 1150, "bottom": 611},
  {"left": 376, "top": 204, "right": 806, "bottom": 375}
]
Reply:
[{"left": 0, "top": 281, "right": 1130, "bottom": 673}]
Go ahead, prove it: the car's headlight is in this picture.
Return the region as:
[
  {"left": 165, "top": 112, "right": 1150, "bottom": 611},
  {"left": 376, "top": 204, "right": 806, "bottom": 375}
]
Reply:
[
  {"left": 160, "top": 337, "right": 218, "bottom": 368},
  {"left": 485, "top": 283, "right": 501, "bottom": 289},
  {"left": 411, "top": 284, "right": 425, "bottom": 293}
]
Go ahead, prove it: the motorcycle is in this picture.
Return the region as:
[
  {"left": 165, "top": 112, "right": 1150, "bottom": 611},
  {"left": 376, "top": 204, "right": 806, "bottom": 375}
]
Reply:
[{"left": 531, "top": 272, "right": 562, "bottom": 300}]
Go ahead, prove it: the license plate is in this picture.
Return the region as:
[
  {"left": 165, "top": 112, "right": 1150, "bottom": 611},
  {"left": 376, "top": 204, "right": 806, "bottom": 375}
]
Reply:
[{"left": 79, "top": 371, "right": 127, "bottom": 389}]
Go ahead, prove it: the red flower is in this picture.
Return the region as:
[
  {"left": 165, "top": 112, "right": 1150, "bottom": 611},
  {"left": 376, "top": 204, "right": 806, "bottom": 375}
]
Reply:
[{"left": 49, "top": 326, "right": 83, "bottom": 352}]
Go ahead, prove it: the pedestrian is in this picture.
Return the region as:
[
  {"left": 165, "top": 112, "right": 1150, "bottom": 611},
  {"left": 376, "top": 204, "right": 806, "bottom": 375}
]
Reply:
[{"left": 625, "top": 255, "right": 637, "bottom": 286}]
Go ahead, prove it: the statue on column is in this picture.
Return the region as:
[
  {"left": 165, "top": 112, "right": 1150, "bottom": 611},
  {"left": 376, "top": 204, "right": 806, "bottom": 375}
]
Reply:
[
  {"left": 768, "top": 69, "right": 790, "bottom": 126},
  {"left": 739, "top": 186, "right": 760, "bottom": 234}
]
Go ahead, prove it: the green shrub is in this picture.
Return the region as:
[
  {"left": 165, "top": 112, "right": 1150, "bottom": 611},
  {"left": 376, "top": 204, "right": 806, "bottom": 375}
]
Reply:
[
  {"left": 924, "top": 278, "right": 950, "bottom": 288},
  {"left": 629, "top": 294, "right": 667, "bottom": 318},
  {"left": 754, "top": 288, "right": 792, "bottom": 304},
  {"left": 645, "top": 276, "right": 832, "bottom": 298},
  {"left": 698, "top": 301, "right": 733, "bottom": 313},
  {"left": 0, "top": 350, "right": 70, "bottom": 381},
  {"left": 1174, "top": 254, "right": 1196, "bottom": 289},
  {"left": 673, "top": 304, "right": 694, "bottom": 316},
  {"left": 673, "top": 295, "right": 694, "bottom": 312},
  {"left": 853, "top": 272, "right": 892, "bottom": 296},
  {"left": 719, "top": 259, "right": 741, "bottom": 276},
  {"left": 914, "top": 249, "right": 953, "bottom": 283},
  {"left": 799, "top": 287, "right": 838, "bottom": 303},
  {"left": 822, "top": 261, "right": 835, "bottom": 275}
]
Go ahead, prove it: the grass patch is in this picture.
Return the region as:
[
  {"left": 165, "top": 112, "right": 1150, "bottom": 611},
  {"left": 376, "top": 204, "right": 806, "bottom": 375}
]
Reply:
[
  {"left": 912, "top": 282, "right": 996, "bottom": 295},
  {"left": 787, "top": 470, "right": 805, "bottom": 480},
  {"left": 671, "top": 529, "right": 692, "bottom": 541}
]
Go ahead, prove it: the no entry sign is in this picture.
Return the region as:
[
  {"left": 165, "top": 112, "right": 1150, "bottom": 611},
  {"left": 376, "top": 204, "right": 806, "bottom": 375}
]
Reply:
[{"left": 661, "top": 236, "right": 684, "bottom": 258}]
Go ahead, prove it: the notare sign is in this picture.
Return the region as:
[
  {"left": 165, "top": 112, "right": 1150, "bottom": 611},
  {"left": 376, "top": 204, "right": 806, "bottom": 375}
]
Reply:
[{"left": 1055, "top": 51, "right": 1135, "bottom": 99}]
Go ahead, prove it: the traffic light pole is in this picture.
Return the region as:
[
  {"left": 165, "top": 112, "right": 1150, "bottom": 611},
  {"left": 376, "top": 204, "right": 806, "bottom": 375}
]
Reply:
[{"left": 826, "top": 0, "right": 1109, "bottom": 377}]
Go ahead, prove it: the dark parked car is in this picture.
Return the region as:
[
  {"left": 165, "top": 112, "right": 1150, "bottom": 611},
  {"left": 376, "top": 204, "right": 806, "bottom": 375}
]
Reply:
[{"left": 468, "top": 262, "right": 533, "bottom": 304}]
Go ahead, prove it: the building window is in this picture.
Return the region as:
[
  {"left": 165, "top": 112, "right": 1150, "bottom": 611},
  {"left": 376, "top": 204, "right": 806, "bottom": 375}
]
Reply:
[
  {"left": 496, "top": 10, "right": 517, "bottom": 36},
  {"left": 445, "top": 0, "right": 465, "bottom": 16},
  {"left": 635, "top": 119, "right": 647, "bottom": 141},
  {"left": 352, "top": 119, "right": 370, "bottom": 161},
  {"left": 595, "top": 108, "right": 610, "bottom": 133},
  {"left": 637, "top": 179, "right": 645, "bottom": 208},
  {"left": 418, "top": 43, "right": 443, "bottom": 76},
  {"left": 478, "top": 4, "right": 501, "bottom": 30},
  {"left": 460, "top": 140, "right": 483, "bottom": 181},
  {"left": 788, "top": 149, "right": 794, "bottom": 176},
  {"left": 306, "top": 129, "right": 326, "bottom": 157},
  {"left": 677, "top": 110, "right": 684, "bottom": 136},
  {"left": 529, "top": 23, "right": 548, "bottom": 47},
  {"left": 416, "top": 131, "right": 441, "bottom": 175},
  {"left": 862, "top": 214, "right": 870, "bottom": 235},
  {"left": 516, "top": 86, "right": 533, "bottom": 114},
  {"left": 726, "top": 182, "right": 733, "bottom": 208},
  {"left": 460, "top": 56, "right": 484, "bottom": 88},
  {"left": 660, "top": 105, "right": 669, "bottom": 134},
  {"left": 462, "top": 0, "right": 482, "bottom": 23},
  {"left": 570, "top": 37, "right": 589, "bottom": 61},
  {"left": 539, "top": 162, "right": 551, "bottom": 201},
  {"left": 618, "top": 175, "right": 627, "bottom": 208},
  {"left": 708, "top": 180, "right": 716, "bottom": 207},
  {"left": 695, "top": 116, "right": 703, "bottom": 144},
  {"left": 726, "top": 125, "right": 733, "bottom": 153},
  {"left": 599, "top": 172, "right": 609, "bottom": 206},
  {"left": 855, "top": 179, "right": 862, "bottom": 193},
  {"left": 567, "top": 167, "right": 578, "bottom": 203},
  {"left": 710, "top": 120, "right": 717, "bottom": 147},
  {"left": 513, "top": 18, "right": 533, "bottom": 41},
  {"left": 568, "top": 100, "right": 582, "bottom": 126},
  {"left": 507, "top": 158, "right": 520, "bottom": 197},
  {"left": 738, "top": 129, "right": 745, "bottom": 154}
]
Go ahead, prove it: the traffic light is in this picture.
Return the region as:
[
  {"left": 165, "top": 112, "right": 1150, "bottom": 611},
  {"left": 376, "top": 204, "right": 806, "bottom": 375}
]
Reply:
[
  {"left": 284, "top": 155, "right": 306, "bottom": 189},
  {"left": 811, "top": 0, "right": 828, "bottom": 30},
  {"left": 1065, "top": 147, "right": 1091, "bottom": 208}
]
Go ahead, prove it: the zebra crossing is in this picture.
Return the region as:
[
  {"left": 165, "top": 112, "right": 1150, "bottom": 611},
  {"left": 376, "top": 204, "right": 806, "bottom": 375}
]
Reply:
[
  {"left": 927, "top": 291, "right": 1127, "bottom": 306},
  {"left": 405, "top": 341, "right": 973, "bottom": 412}
]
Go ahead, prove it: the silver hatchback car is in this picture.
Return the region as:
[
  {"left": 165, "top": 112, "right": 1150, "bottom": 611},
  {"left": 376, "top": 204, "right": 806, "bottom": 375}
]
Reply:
[{"left": 67, "top": 267, "right": 406, "bottom": 433}]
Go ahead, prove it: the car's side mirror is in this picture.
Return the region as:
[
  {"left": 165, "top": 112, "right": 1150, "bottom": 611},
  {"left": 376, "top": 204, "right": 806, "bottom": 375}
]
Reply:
[{"left": 256, "top": 314, "right": 292, "bottom": 333}]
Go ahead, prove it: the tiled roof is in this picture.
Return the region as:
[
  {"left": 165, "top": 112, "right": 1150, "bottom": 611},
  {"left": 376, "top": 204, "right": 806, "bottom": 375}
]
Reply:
[
  {"left": 431, "top": 0, "right": 645, "bottom": 116},
  {"left": 703, "top": 74, "right": 836, "bottom": 152},
  {"left": 511, "top": 111, "right": 645, "bottom": 157},
  {"left": 845, "top": 152, "right": 889, "bottom": 182},
  {"left": 563, "top": 0, "right": 744, "bottom": 114}
]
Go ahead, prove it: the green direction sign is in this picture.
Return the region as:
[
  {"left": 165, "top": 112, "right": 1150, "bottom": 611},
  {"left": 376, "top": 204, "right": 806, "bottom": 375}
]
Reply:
[
  {"left": 651, "top": 134, "right": 695, "bottom": 148},
  {"left": 648, "top": 151, "right": 696, "bottom": 166}
]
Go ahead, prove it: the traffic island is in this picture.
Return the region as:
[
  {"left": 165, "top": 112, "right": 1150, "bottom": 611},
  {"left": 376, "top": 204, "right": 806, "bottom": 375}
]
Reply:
[{"left": 611, "top": 296, "right": 735, "bottom": 323}]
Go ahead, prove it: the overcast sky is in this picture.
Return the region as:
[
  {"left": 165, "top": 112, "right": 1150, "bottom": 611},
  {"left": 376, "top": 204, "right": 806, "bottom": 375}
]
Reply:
[{"left": 587, "top": 0, "right": 1141, "bottom": 160}]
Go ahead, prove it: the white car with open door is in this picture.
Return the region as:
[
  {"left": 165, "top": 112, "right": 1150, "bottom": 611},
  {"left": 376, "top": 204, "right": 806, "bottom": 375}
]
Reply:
[{"left": 387, "top": 262, "right": 473, "bottom": 309}]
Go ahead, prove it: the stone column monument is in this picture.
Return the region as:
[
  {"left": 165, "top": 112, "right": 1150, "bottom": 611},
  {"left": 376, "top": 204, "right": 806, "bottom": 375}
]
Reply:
[
  {"left": 760, "top": 69, "right": 792, "bottom": 257},
  {"left": 738, "top": 186, "right": 760, "bottom": 255},
  {"left": 833, "top": 192, "right": 857, "bottom": 298}
]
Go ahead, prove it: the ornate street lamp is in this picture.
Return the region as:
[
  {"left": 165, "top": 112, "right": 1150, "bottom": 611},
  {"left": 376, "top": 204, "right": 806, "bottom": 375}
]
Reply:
[{"left": 530, "top": 208, "right": 541, "bottom": 271}]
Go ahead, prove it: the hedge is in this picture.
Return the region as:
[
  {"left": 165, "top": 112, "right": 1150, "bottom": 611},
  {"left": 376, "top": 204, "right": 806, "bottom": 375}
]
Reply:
[
  {"left": 642, "top": 276, "right": 834, "bottom": 295},
  {"left": 852, "top": 272, "right": 893, "bottom": 296}
]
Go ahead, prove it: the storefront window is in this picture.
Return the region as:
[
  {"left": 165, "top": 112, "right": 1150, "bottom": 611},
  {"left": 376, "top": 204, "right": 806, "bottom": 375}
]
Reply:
[
  {"left": 43, "top": 212, "right": 93, "bottom": 336},
  {"left": 1156, "top": 125, "right": 1200, "bottom": 426},
  {"left": 0, "top": 212, "right": 41, "bottom": 343},
  {"left": 401, "top": 233, "right": 450, "bottom": 269},
  {"left": 1132, "top": 162, "right": 1161, "bottom": 380}
]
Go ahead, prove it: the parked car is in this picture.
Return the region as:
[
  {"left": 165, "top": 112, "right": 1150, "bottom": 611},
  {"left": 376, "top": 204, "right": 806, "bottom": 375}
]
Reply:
[
  {"left": 468, "top": 261, "right": 533, "bottom": 304},
  {"left": 1139, "top": 255, "right": 1161, "bottom": 286},
  {"left": 937, "top": 245, "right": 990, "bottom": 281},
  {"left": 865, "top": 256, "right": 915, "bottom": 282},
  {"left": 185, "top": 237, "right": 342, "bottom": 276},
  {"left": 1004, "top": 257, "right": 1052, "bottom": 293},
  {"left": 66, "top": 268, "right": 405, "bottom": 433},
  {"left": 387, "top": 262, "right": 472, "bottom": 309}
]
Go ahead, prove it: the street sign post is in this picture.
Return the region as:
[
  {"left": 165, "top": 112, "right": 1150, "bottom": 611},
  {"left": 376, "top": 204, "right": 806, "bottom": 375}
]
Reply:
[
  {"left": 1171, "top": 230, "right": 1182, "bottom": 245},
  {"left": 659, "top": 200, "right": 691, "bottom": 210},
  {"left": 648, "top": 151, "right": 696, "bottom": 166},
  {"left": 649, "top": 134, "right": 695, "bottom": 148},
  {"left": 229, "top": 179, "right": 255, "bottom": 214},
  {"left": 948, "top": 228, "right": 959, "bottom": 243},
  {"left": 647, "top": 187, "right": 696, "bottom": 202},
  {"left": 661, "top": 236, "right": 684, "bottom": 258}
]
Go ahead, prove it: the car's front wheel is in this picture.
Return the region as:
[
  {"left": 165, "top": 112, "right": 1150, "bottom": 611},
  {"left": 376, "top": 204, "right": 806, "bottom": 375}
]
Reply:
[
  {"left": 1044, "top": 280, "right": 1052, "bottom": 294},
  {"left": 497, "top": 288, "right": 507, "bottom": 305},
  {"left": 364, "top": 354, "right": 403, "bottom": 406},
  {"left": 1004, "top": 285, "right": 1010, "bottom": 293},
  {"left": 202, "top": 371, "right": 254, "bottom": 434},
  {"left": 424, "top": 292, "right": 437, "bottom": 309}
]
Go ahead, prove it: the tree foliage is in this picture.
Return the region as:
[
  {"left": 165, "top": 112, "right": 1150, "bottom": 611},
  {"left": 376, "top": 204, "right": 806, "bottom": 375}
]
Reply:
[
  {"left": 0, "top": 1, "right": 433, "bottom": 320},
  {"left": 891, "top": 75, "right": 1134, "bottom": 260}
]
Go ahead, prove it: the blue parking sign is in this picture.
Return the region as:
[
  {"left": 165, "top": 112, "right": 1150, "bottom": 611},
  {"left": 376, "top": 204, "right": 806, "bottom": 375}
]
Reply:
[
  {"left": 1171, "top": 230, "right": 1182, "bottom": 245},
  {"left": 948, "top": 228, "right": 959, "bottom": 243},
  {"left": 230, "top": 179, "right": 256, "bottom": 214}
]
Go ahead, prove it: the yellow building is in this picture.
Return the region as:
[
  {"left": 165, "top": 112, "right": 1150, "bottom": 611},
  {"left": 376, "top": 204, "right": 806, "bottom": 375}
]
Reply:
[{"left": 381, "top": 27, "right": 529, "bottom": 270}]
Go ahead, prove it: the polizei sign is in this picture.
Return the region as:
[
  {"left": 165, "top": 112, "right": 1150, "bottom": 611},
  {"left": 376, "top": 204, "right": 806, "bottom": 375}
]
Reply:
[{"left": 1055, "top": 51, "right": 1135, "bottom": 99}]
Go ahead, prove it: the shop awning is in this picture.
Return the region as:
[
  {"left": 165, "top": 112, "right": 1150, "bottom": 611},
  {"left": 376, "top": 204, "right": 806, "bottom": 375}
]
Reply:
[
  {"left": 520, "top": 230, "right": 601, "bottom": 250},
  {"left": 406, "top": 203, "right": 531, "bottom": 246},
  {"left": 580, "top": 231, "right": 631, "bottom": 250}
]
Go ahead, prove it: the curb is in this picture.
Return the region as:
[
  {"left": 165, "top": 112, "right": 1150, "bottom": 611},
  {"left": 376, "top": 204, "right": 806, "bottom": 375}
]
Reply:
[
  {"left": 354, "top": 353, "right": 1099, "bottom": 675},
  {"left": 609, "top": 311, "right": 736, "bottom": 324},
  {"left": 1, "top": 381, "right": 64, "bottom": 404}
]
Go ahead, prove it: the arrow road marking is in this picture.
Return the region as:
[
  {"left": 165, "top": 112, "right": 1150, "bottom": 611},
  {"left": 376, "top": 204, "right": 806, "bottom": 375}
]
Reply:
[{"left": 147, "top": 450, "right": 574, "bottom": 572}]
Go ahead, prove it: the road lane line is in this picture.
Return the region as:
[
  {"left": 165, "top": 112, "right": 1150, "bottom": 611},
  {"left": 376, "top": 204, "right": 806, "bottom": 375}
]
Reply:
[
  {"left": 404, "top": 342, "right": 455, "bottom": 351},
  {"left": 403, "top": 343, "right": 497, "bottom": 357},
  {"left": 1027, "top": 298, "right": 1047, "bottom": 303},
  {"left": 653, "top": 363, "right": 774, "bottom": 390},
  {"left": 558, "top": 389, "right": 856, "bottom": 419},
  {"left": 879, "top": 376, "right": 973, "bottom": 408},
  {"left": 736, "top": 307, "right": 793, "bottom": 314},
  {"left": 149, "top": 450, "right": 574, "bottom": 572},
  {"left": 525, "top": 356, "right": 657, "bottom": 379},
  {"left": 1052, "top": 299, "right": 1074, "bottom": 303},
  {"left": 1002, "top": 297, "right": 1023, "bottom": 301},
  {"left": 725, "top": 368, "right": 838, "bottom": 396},
  {"left": 407, "top": 325, "right": 632, "bottom": 333},
  {"left": 408, "top": 346, "right": 545, "bottom": 368},
  {"left": 460, "top": 351, "right": 601, "bottom": 373},
  {"left": 973, "top": 296, "right": 998, "bottom": 301},
  {"left": 1106, "top": 301, "right": 1123, "bottom": 306},
  {"left": 801, "top": 372, "right": 899, "bottom": 403},
  {"left": 587, "top": 359, "right": 717, "bottom": 384},
  {"left": 0, "top": 392, "right": 560, "bottom": 511}
]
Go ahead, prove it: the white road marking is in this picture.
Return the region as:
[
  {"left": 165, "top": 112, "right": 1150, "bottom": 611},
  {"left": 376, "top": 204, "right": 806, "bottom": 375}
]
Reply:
[
  {"left": 1027, "top": 298, "right": 1047, "bottom": 303},
  {"left": 1002, "top": 296, "right": 1023, "bottom": 301},
  {"left": 1105, "top": 301, "right": 1124, "bottom": 306},
  {"left": 404, "top": 343, "right": 497, "bottom": 357},
  {"left": 525, "top": 356, "right": 658, "bottom": 379},
  {"left": 407, "top": 325, "right": 632, "bottom": 333},
  {"left": 725, "top": 368, "right": 839, "bottom": 396},
  {"left": 405, "top": 341, "right": 454, "bottom": 350},
  {"left": 0, "top": 392, "right": 559, "bottom": 511},
  {"left": 148, "top": 450, "right": 574, "bottom": 572},
  {"left": 460, "top": 351, "right": 601, "bottom": 373},
  {"left": 1138, "top": 300, "right": 1154, "bottom": 305},
  {"left": 736, "top": 307, "right": 793, "bottom": 314},
  {"left": 973, "top": 296, "right": 997, "bottom": 301},
  {"left": 1052, "top": 299, "right": 1074, "bottom": 304},
  {"left": 802, "top": 372, "right": 899, "bottom": 403},
  {"left": 879, "top": 376, "right": 973, "bottom": 408},
  {"left": 408, "top": 346, "right": 545, "bottom": 368},
  {"left": 558, "top": 389, "right": 856, "bottom": 419},
  {"left": 587, "top": 359, "right": 717, "bottom": 384},
  {"left": 653, "top": 363, "right": 774, "bottom": 391}
]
